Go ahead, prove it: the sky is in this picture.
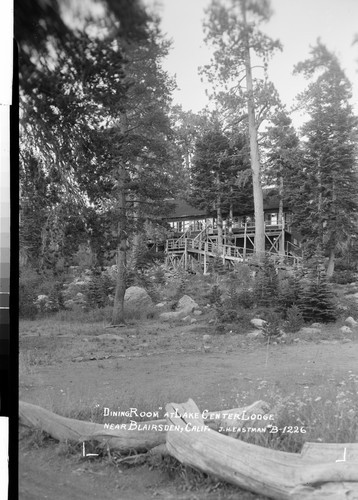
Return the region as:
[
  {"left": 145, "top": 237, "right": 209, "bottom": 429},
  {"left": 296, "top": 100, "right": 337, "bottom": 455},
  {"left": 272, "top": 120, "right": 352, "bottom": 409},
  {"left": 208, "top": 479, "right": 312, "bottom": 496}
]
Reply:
[{"left": 145, "top": 0, "right": 358, "bottom": 125}]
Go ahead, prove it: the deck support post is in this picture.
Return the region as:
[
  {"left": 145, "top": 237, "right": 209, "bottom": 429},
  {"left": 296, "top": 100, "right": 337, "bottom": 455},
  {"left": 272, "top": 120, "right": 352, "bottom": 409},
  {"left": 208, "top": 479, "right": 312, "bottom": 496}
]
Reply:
[
  {"left": 184, "top": 238, "right": 188, "bottom": 270},
  {"left": 279, "top": 217, "right": 285, "bottom": 256},
  {"left": 204, "top": 242, "right": 208, "bottom": 274},
  {"left": 243, "top": 223, "right": 247, "bottom": 262}
]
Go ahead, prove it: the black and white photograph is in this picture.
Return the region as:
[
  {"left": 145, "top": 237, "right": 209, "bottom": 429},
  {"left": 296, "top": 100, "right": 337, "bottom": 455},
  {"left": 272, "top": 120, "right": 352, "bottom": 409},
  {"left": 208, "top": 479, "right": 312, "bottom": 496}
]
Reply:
[{"left": 16, "top": 0, "right": 358, "bottom": 498}]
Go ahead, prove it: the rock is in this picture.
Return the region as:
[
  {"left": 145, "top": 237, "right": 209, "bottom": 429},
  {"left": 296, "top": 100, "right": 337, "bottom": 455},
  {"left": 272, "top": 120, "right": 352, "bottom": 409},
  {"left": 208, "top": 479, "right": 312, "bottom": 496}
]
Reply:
[
  {"left": 155, "top": 302, "right": 166, "bottom": 308},
  {"left": 208, "top": 319, "right": 215, "bottom": 324},
  {"left": 177, "top": 295, "right": 199, "bottom": 313},
  {"left": 96, "top": 334, "right": 124, "bottom": 341},
  {"left": 193, "top": 310, "right": 203, "bottom": 316},
  {"left": 37, "top": 294, "right": 48, "bottom": 301},
  {"left": 298, "top": 327, "right": 321, "bottom": 335},
  {"left": 203, "top": 345, "right": 211, "bottom": 353},
  {"left": 124, "top": 286, "right": 153, "bottom": 310},
  {"left": 190, "top": 318, "right": 197, "bottom": 324},
  {"left": 160, "top": 295, "right": 199, "bottom": 321},
  {"left": 250, "top": 318, "right": 267, "bottom": 329},
  {"left": 293, "top": 338, "right": 300, "bottom": 343},
  {"left": 320, "top": 340, "right": 338, "bottom": 345},
  {"left": 246, "top": 330, "right": 264, "bottom": 339},
  {"left": 203, "top": 334, "right": 211, "bottom": 342},
  {"left": 159, "top": 311, "right": 183, "bottom": 321},
  {"left": 340, "top": 325, "right": 352, "bottom": 334},
  {"left": 182, "top": 315, "right": 192, "bottom": 323},
  {"left": 311, "top": 323, "right": 322, "bottom": 328},
  {"left": 345, "top": 316, "right": 358, "bottom": 327},
  {"left": 342, "top": 338, "right": 353, "bottom": 343}
]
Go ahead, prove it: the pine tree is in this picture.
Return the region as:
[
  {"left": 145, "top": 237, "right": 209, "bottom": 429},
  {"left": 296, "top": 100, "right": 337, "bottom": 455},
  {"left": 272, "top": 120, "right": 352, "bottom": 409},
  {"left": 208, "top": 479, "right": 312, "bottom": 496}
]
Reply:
[
  {"left": 17, "top": 1, "right": 182, "bottom": 323},
  {"left": 298, "top": 256, "right": 337, "bottom": 323},
  {"left": 290, "top": 42, "right": 358, "bottom": 276},
  {"left": 253, "top": 255, "right": 279, "bottom": 307},
  {"left": 189, "top": 122, "right": 253, "bottom": 252},
  {"left": 201, "top": 0, "right": 282, "bottom": 260}
]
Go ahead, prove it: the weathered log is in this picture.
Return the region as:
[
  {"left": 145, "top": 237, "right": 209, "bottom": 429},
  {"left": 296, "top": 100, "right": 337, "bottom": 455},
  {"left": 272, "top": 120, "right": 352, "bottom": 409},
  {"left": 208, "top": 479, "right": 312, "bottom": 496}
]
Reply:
[
  {"left": 165, "top": 399, "right": 358, "bottom": 500},
  {"left": 203, "top": 400, "right": 272, "bottom": 436},
  {"left": 19, "top": 401, "right": 166, "bottom": 452},
  {"left": 19, "top": 399, "right": 273, "bottom": 453}
]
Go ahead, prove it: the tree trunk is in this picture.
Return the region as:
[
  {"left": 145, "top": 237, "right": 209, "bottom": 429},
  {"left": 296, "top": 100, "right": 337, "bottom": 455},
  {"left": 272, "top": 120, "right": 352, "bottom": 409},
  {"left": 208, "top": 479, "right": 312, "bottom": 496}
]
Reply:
[
  {"left": 326, "top": 248, "right": 335, "bottom": 277},
  {"left": 216, "top": 198, "right": 223, "bottom": 253},
  {"left": 228, "top": 198, "right": 234, "bottom": 237},
  {"left": 112, "top": 112, "right": 128, "bottom": 325},
  {"left": 242, "top": 3, "right": 265, "bottom": 260},
  {"left": 130, "top": 197, "right": 141, "bottom": 270},
  {"left": 278, "top": 174, "right": 285, "bottom": 255}
]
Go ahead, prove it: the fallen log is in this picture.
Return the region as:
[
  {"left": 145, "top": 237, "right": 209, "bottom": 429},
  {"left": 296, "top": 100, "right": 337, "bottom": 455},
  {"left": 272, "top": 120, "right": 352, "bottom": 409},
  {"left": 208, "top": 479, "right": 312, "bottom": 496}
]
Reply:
[
  {"left": 19, "top": 399, "right": 273, "bottom": 453},
  {"left": 203, "top": 399, "right": 272, "bottom": 436},
  {"left": 19, "top": 401, "right": 166, "bottom": 452},
  {"left": 165, "top": 399, "right": 358, "bottom": 500}
]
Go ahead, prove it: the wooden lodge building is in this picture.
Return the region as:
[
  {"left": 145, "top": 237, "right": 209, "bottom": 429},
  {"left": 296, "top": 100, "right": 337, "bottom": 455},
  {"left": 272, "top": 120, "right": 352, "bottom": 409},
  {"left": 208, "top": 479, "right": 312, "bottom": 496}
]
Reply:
[{"left": 163, "top": 193, "right": 302, "bottom": 270}]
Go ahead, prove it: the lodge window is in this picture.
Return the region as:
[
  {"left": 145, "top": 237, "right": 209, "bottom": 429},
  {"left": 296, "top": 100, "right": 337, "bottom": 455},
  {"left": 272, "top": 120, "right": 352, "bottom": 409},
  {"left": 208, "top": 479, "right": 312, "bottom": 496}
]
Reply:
[{"left": 265, "top": 213, "right": 278, "bottom": 225}]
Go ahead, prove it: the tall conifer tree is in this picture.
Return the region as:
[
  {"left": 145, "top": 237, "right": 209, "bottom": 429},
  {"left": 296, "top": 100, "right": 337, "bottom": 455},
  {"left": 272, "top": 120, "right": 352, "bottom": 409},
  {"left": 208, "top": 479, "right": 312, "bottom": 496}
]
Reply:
[{"left": 290, "top": 42, "right": 358, "bottom": 276}]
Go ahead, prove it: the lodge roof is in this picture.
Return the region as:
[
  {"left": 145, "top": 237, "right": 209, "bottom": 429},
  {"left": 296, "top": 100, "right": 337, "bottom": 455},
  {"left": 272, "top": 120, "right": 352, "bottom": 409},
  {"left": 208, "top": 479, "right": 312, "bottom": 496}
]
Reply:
[{"left": 166, "top": 190, "right": 286, "bottom": 220}]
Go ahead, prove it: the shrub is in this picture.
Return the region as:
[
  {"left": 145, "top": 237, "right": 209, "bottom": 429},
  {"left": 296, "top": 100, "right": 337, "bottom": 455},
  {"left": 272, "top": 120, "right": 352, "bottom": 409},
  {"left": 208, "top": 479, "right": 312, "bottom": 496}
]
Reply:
[
  {"left": 19, "top": 267, "right": 66, "bottom": 318},
  {"left": 330, "top": 270, "right": 355, "bottom": 285},
  {"left": 236, "top": 289, "right": 255, "bottom": 309},
  {"left": 278, "top": 273, "right": 303, "bottom": 316},
  {"left": 215, "top": 306, "right": 237, "bottom": 324},
  {"left": 223, "top": 279, "right": 241, "bottom": 310},
  {"left": 208, "top": 255, "right": 225, "bottom": 275},
  {"left": 253, "top": 255, "right": 279, "bottom": 307},
  {"left": 261, "top": 310, "right": 282, "bottom": 339},
  {"left": 231, "top": 263, "right": 253, "bottom": 286},
  {"left": 298, "top": 261, "right": 337, "bottom": 323},
  {"left": 208, "top": 284, "right": 222, "bottom": 305},
  {"left": 85, "top": 269, "right": 115, "bottom": 309},
  {"left": 19, "top": 267, "right": 41, "bottom": 319},
  {"left": 285, "top": 305, "right": 305, "bottom": 333}
]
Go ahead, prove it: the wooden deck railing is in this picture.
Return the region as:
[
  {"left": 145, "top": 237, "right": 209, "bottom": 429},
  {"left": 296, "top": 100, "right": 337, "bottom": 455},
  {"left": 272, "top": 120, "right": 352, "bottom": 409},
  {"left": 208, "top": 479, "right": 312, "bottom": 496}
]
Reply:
[{"left": 166, "top": 236, "right": 302, "bottom": 267}]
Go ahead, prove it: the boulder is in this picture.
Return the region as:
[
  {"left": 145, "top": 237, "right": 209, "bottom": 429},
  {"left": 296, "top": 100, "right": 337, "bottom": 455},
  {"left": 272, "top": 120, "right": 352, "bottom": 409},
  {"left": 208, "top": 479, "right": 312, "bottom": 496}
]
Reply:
[
  {"left": 246, "top": 330, "right": 264, "bottom": 339},
  {"left": 124, "top": 286, "right": 153, "bottom": 310},
  {"left": 203, "top": 334, "right": 211, "bottom": 342},
  {"left": 250, "top": 318, "right": 267, "bottom": 329},
  {"left": 298, "top": 327, "right": 321, "bottom": 335},
  {"left": 177, "top": 295, "right": 199, "bottom": 314},
  {"left": 160, "top": 295, "right": 199, "bottom": 322},
  {"left": 345, "top": 316, "right": 358, "bottom": 327},
  {"left": 194, "top": 310, "right": 203, "bottom": 316},
  {"left": 342, "top": 338, "right": 353, "bottom": 344},
  {"left": 311, "top": 323, "right": 322, "bottom": 328},
  {"left": 160, "top": 311, "right": 185, "bottom": 321},
  {"left": 340, "top": 325, "right": 352, "bottom": 334},
  {"left": 155, "top": 302, "right": 166, "bottom": 308}
]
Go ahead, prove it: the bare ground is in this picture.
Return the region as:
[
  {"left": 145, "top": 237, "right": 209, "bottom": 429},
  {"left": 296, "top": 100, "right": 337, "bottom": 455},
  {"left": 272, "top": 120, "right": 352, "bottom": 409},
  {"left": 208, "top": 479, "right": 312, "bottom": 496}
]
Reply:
[{"left": 19, "top": 316, "right": 358, "bottom": 499}]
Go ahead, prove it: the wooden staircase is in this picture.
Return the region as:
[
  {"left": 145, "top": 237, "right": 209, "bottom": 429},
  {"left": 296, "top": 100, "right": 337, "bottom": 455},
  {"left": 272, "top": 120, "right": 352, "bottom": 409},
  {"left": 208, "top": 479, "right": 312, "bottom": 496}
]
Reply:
[{"left": 165, "top": 233, "right": 302, "bottom": 271}]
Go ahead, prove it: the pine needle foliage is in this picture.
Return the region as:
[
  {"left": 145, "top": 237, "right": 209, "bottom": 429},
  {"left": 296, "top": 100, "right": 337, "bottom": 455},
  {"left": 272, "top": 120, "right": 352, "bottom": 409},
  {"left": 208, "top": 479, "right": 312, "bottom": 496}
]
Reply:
[
  {"left": 253, "top": 254, "right": 279, "bottom": 307},
  {"left": 298, "top": 257, "right": 337, "bottom": 323}
]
